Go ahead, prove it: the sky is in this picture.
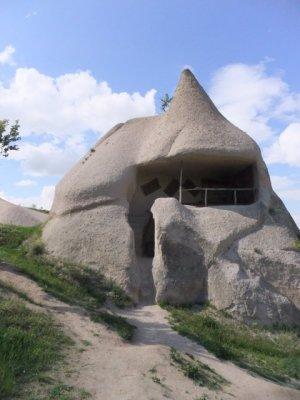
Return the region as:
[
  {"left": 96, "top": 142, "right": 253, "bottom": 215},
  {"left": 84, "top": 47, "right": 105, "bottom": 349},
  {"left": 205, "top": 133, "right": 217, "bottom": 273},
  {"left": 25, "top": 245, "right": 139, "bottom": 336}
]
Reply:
[{"left": 0, "top": 0, "right": 300, "bottom": 225}]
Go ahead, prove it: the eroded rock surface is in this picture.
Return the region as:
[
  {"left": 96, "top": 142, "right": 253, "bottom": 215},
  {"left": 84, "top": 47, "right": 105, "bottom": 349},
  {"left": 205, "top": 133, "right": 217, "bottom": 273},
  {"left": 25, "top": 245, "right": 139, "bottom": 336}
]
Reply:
[
  {"left": 0, "top": 197, "right": 48, "bottom": 227},
  {"left": 43, "top": 69, "right": 300, "bottom": 325}
]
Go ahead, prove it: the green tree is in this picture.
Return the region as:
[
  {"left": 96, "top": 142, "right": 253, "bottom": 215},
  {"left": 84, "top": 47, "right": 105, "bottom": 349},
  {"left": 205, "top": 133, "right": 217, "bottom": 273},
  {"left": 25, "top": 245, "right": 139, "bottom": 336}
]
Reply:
[
  {"left": 0, "top": 119, "right": 21, "bottom": 157},
  {"left": 160, "top": 93, "right": 173, "bottom": 112}
]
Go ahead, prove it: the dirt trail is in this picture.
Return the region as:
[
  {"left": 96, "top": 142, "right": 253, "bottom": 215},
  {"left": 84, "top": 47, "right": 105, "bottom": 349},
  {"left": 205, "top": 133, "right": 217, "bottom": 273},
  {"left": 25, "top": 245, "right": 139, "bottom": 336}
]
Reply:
[{"left": 0, "top": 262, "right": 299, "bottom": 400}]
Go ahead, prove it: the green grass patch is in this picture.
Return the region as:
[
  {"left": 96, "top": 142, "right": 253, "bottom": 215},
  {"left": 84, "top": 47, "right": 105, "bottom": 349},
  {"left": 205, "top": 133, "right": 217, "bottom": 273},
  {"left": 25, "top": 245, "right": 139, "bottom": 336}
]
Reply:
[
  {"left": 294, "top": 240, "right": 300, "bottom": 251},
  {"left": 0, "top": 224, "right": 134, "bottom": 340},
  {"left": 0, "top": 279, "right": 41, "bottom": 306},
  {"left": 166, "top": 305, "right": 300, "bottom": 386},
  {"left": 0, "top": 224, "right": 131, "bottom": 309},
  {"left": 0, "top": 298, "right": 72, "bottom": 399},
  {"left": 170, "top": 347, "right": 228, "bottom": 390},
  {"left": 91, "top": 311, "right": 135, "bottom": 341},
  {"left": 47, "top": 383, "right": 91, "bottom": 400},
  {"left": 0, "top": 224, "right": 39, "bottom": 248},
  {"left": 27, "top": 383, "right": 91, "bottom": 400}
]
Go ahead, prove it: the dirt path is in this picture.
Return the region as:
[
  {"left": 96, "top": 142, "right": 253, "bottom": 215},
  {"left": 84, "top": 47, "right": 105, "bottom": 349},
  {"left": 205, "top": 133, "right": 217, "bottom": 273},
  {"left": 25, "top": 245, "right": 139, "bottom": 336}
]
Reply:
[{"left": 0, "top": 262, "right": 299, "bottom": 400}]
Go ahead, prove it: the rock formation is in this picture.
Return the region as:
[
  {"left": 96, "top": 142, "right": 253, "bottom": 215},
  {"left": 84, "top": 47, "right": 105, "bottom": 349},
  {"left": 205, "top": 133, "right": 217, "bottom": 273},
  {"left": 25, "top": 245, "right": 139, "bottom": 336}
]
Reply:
[
  {"left": 0, "top": 197, "right": 48, "bottom": 226},
  {"left": 43, "top": 69, "right": 300, "bottom": 325}
]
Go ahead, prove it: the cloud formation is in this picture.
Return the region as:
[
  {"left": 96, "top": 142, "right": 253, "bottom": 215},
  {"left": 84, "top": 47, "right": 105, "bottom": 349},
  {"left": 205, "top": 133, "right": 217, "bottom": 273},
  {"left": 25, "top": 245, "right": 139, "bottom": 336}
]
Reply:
[
  {"left": 10, "top": 140, "right": 87, "bottom": 176},
  {"left": 270, "top": 174, "right": 300, "bottom": 226},
  {"left": 0, "top": 67, "right": 156, "bottom": 176},
  {"left": 0, "top": 68, "right": 156, "bottom": 138},
  {"left": 15, "top": 179, "right": 37, "bottom": 187},
  {"left": 0, "top": 45, "right": 16, "bottom": 65},
  {"left": 265, "top": 123, "right": 300, "bottom": 167},
  {"left": 1, "top": 185, "right": 55, "bottom": 210},
  {"left": 209, "top": 62, "right": 300, "bottom": 143}
]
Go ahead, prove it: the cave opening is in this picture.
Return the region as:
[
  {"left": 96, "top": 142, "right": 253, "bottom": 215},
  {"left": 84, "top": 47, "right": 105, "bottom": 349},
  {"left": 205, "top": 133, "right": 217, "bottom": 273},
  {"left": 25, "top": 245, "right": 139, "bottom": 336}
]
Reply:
[{"left": 128, "top": 156, "right": 258, "bottom": 259}]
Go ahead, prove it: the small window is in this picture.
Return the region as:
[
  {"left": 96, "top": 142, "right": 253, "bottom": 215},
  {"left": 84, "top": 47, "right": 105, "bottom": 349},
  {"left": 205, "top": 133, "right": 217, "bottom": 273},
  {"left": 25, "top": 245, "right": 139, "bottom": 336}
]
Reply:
[{"left": 141, "top": 178, "right": 161, "bottom": 195}]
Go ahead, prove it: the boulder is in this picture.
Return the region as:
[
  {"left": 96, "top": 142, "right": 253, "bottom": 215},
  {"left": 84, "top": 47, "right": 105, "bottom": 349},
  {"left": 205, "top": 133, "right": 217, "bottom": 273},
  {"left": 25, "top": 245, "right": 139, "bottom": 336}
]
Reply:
[
  {"left": 42, "top": 69, "right": 300, "bottom": 325},
  {"left": 0, "top": 197, "right": 48, "bottom": 227}
]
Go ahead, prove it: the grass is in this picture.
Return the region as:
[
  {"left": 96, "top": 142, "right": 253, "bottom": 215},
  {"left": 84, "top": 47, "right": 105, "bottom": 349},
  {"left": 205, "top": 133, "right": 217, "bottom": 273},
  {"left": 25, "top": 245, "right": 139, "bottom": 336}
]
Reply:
[
  {"left": 0, "top": 297, "right": 72, "bottom": 399},
  {"left": 27, "top": 383, "right": 92, "bottom": 400},
  {"left": 0, "top": 224, "right": 131, "bottom": 309},
  {"left": 170, "top": 348, "right": 228, "bottom": 390},
  {"left": 166, "top": 305, "right": 300, "bottom": 386},
  {"left": 0, "top": 224, "right": 135, "bottom": 341},
  {"left": 91, "top": 311, "right": 135, "bottom": 341},
  {"left": 0, "top": 279, "right": 41, "bottom": 306},
  {"left": 294, "top": 240, "right": 300, "bottom": 251}
]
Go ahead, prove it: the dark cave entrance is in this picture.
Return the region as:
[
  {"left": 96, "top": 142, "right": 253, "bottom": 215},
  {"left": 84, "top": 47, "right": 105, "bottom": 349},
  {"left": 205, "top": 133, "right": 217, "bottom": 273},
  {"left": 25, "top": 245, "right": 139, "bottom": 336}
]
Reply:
[
  {"left": 128, "top": 156, "right": 258, "bottom": 303},
  {"left": 141, "top": 212, "right": 155, "bottom": 258},
  {"left": 128, "top": 156, "right": 258, "bottom": 258}
]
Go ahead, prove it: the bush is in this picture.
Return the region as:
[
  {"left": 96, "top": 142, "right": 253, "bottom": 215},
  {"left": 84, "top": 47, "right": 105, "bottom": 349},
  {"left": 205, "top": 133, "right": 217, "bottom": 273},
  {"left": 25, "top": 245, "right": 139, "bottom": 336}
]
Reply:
[{"left": 28, "top": 240, "right": 45, "bottom": 256}]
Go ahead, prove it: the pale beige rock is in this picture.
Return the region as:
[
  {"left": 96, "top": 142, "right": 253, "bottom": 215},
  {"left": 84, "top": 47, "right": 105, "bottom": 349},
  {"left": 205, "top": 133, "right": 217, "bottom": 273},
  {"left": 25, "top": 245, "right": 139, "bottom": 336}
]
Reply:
[
  {"left": 43, "top": 69, "right": 300, "bottom": 325},
  {"left": 0, "top": 197, "right": 48, "bottom": 227}
]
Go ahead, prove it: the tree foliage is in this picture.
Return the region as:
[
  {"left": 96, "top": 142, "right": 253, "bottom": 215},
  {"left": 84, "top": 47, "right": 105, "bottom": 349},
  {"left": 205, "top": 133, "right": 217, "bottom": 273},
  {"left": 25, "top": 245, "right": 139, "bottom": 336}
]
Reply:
[
  {"left": 0, "top": 119, "right": 21, "bottom": 157},
  {"left": 160, "top": 93, "right": 173, "bottom": 112}
]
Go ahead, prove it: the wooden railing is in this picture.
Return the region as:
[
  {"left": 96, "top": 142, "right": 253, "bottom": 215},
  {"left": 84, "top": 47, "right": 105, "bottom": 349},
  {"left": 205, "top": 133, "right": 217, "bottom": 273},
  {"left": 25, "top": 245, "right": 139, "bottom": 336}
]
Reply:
[{"left": 181, "top": 187, "right": 255, "bottom": 206}]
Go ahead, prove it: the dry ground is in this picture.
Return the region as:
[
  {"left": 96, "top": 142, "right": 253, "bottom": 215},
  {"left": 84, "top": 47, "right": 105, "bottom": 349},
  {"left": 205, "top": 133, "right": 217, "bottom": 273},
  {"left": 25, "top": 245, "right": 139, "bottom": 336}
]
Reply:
[{"left": 0, "top": 262, "right": 299, "bottom": 400}]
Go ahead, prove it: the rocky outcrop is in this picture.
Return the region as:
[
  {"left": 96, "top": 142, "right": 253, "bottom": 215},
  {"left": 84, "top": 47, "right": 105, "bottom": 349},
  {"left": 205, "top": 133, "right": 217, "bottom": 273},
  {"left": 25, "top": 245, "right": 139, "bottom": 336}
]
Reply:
[
  {"left": 43, "top": 69, "right": 300, "bottom": 326},
  {"left": 0, "top": 197, "right": 48, "bottom": 227},
  {"left": 152, "top": 198, "right": 300, "bottom": 324}
]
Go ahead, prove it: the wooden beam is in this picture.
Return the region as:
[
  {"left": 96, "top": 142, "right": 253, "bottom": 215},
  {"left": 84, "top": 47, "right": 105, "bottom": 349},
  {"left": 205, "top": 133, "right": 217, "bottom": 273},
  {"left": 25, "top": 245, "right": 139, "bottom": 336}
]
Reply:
[{"left": 179, "top": 165, "right": 183, "bottom": 204}]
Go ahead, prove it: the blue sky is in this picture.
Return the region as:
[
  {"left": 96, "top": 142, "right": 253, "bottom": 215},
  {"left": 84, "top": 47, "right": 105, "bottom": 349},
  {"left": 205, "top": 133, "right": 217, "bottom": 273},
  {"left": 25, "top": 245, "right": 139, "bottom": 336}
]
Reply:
[{"left": 0, "top": 0, "right": 299, "bottom": 225}]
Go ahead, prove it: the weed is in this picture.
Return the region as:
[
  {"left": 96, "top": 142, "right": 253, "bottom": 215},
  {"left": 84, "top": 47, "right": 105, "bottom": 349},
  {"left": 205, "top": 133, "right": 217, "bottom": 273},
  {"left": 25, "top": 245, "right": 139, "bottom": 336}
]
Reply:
[
  {"left": 0, "top": 299, "right": 72, "bottom": 399},
  {"left": 166, "top": 306, "right": 300, "bottom": 386},
  {"left": 194, "top": 395, "right": 209, "bottom": 400},
  {"left": 50, "top": 383, "right": 73, "bottom": 398},
  {"left": 0, "top": 224, "right": 131, "bottom": 308},
  {"left": 29, "top": 240, "right": 45, "bottom": 256},
  {"left": 47, "top": 383, "right": 91, "bottom": 399},
  {"left": 170, "top": 348, "right": 228, "bottom": 390},
  {"left": 0, "top": 224, "right": 135, "bottom": 340},
  {"left": 81, "top": 340, "right": 92, "bottom": 346},
  {"left": 26, "top": 383, "right": 91, "bottom": 400},
  {"left": 294, "top": 240, "right": 300, "bottom": 251},
  {"left": 0, "top": 224, "right": 39, "bottom": 247},
  {"left": 91, "top": 311, "right": 135, "bottom": 341},
  {"left": 152, "top": 376, "right": 162, "bottom": 384},
  {"left": 0, "top": 279, "right": 41, "bottom": 306},
  {"left": 78, "top": 348, "right": 86, "bottom": 353}
]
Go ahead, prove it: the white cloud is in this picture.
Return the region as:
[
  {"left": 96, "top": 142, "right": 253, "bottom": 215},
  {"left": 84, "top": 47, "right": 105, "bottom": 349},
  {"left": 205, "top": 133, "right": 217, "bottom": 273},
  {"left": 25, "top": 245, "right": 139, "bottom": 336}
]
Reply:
[
  {"left": 0, "top": 67, "right": 156, "bottom": 176},
  {"left": 270, "top": 175, "right": 294, "bottom": 191},
  {"left": 15, "top": 179, "right": 37, "bottom": 187},
  {"left": 10, "top": 140, "right": 87, "bottom": 176},
  {"left": 0, "top": 45, "right": 16, "bottom": 66},
  {"left": 271, "top": 174, "right": 300, "bottom": 201},
  {"left": 25, "top": 11, "right": 38, "bottom": 19},
  {"left": 0, "top": 68, "right": 156, "bottom": 138},
  {"left": 293, "top": 213, "right": 300, "bottom": 227},
  {"left": 271, "top": 174, "right": 300, "bottom": 226},
  {"left": 264, "top": 123, "right": 300, "bottom": 167},
  {"left": 1, "top": 185, "right": 55, "bottom": 210},
  {"left": 209, "top": 62, "right": 300, "bottom": 143}
]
